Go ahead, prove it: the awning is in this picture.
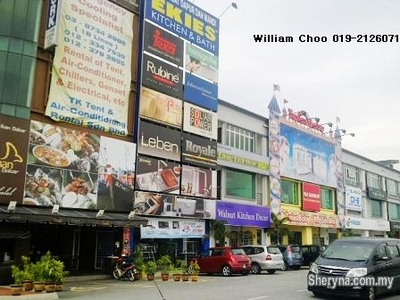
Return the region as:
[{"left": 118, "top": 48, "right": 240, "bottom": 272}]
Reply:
[{"left": 0, "top": 205, "right": 148, "bottom": 227}]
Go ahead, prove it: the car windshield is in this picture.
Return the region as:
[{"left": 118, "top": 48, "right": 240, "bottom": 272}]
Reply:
[
  {"left": 231, "top": 248, "right": 246, "bottom": 255},
  {"left": 321, "top": 242, "right": 375, "bottom": 261},
  {"left": 267, "top": 246, "right": 281, "bottom": 254}
]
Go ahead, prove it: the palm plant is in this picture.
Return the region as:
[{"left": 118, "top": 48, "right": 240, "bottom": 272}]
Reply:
[{"left": 268, "top": 212, "right": 290, "bottom": 245}]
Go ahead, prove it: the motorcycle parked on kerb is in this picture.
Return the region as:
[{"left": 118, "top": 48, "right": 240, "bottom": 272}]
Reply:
[{"left": 112, "top": 256, "right": 138, "bottom": 281}]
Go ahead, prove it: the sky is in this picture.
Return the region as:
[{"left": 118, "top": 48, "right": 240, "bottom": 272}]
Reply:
[{"left": 193, "top": 0, "right": 400, "bottom": 166}]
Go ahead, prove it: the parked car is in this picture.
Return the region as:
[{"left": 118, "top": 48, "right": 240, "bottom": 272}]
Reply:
[
  {"left": 308, "top": 237, "right": 400, "bottom": 300},
  {"left": 193, "top": 246, "right": 251, "bottom": 276},
  {"left": 300, "top": 245, "right": 322, "bottom": 266},
  {"left": 277, "top": 244, "right": 304, "bottom": 270},
  {"left": 242, "top": 245, "right": 284, "bottom": 274}
]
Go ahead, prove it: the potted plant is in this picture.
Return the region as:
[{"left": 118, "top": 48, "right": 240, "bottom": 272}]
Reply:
[
  {"left": 10, "top": 264, "right": 24, "bottom": 295},
  {"left": 133, "top": 249, "right": 145, "bottom": 280},
  {"left": 20, "top": 256, "right": 34, "bottom": 291},
  {"left": 145, "top": 261, "right": 157, "bottom": 281},
  {"left": 40, "top": 251, "right": 68, "bottom": 293},
  {"left": 180, "top": 261, "right": 189, "bottom": 282},
  {"left": 188, "top": 259, "right": 200, "bottom": 282},
  {"left": 32, "top": 260, "right": 45, "bottom": 292},
  {"left": 172, "top": 259, "right": 183, "bottom": 281},
  {"left": 157, "top": 255, "right": 172, "bottom": 281}
]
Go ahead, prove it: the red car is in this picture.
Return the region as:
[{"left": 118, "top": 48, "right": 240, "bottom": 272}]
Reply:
[{"left": 192, "top": 247, "right": 251, "bottom": 276}]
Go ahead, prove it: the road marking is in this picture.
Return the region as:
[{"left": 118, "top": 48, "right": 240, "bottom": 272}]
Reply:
[
  {"left": 247, "top": 296, "right": 269, "bottom": 300},
  {"left": 296, "top": 289, "right": 308, "bottom": 292},
  {"left": 70, "top": 286, "right": 108, "bottom": 292}
]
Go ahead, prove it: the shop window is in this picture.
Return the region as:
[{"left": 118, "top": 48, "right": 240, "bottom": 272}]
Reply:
[
  {"left": 226, "top": 168, "right": 255, "bottom": 200},
  {"left": 370, "top": 200, "right": 383, "bottom": 217},
  {"left": 389, "top": 203, "right": 400, "bottom": 220},
  {"left": 321, "top": 187, "right": 334, "bottom": 210},
  {"left": 344, "top": 164, "right": 359, "bottom": 186},
  {"left": 241, "top": 231, "right": 253, "bottom": 245},
  {"left": 281, "top": 179, "right": 299, "bottom": 205},
  {"left": 387, "top": 179, "right": 399, "bottom": 198}
]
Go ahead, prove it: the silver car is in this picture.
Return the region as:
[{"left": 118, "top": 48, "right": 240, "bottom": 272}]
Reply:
[{"left": 242, "top": 245, "right": 285, "bottom": 274}]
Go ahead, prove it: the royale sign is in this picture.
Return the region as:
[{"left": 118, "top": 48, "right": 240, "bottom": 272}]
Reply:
[
  {"left": 142, "top": 53, "right": 183, "bottom": 99},
  {"left": 182, "top": 133, "right": 217, "bottom": 168},
  {"left": 138, "top": 121, "right": 181, "bottom": 161}
]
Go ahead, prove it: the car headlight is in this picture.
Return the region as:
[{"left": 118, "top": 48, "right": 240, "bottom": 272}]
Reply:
[
  {"left": 309, "top": 262, "right": 319, "bottom": 274},
  {"left": 346, "top": 268, "right": 367, "bottom": 278}
]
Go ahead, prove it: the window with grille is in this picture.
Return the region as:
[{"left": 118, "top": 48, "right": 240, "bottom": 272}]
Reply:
[
  {"left": 387, "top": 179, "right": 398, "bottom": 198},
  {"left": 225, "top": 124, "right": 255, "bottom": 152},
  {"left": 344, "top": 164, "right": 359, "bottom": 186}
]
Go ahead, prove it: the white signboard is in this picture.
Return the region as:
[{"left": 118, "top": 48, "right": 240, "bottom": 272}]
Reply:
[
  {"left": 183, "top": 102, "right": 217, "bottom": 140},
  {"left": 344, "top": 216, "right": 390, "bottom": 231},
  {"left": 345, "top": 186, "right": 362, "bottom": 212},
  {"left": 140, "top": 218, "right": 205, "bottom": 239}
]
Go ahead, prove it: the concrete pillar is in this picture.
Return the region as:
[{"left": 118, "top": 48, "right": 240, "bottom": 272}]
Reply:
[{"left": 302, "top": 227, "right": 313, "bottom": 245}]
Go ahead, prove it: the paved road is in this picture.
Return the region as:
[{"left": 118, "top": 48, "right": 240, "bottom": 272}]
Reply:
[{"left": 58, "top": 269, "right": 399, "bottom": 300}]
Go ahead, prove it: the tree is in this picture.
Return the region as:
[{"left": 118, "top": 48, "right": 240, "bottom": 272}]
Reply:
[
  {"left": 268, "top": 213, "right": 290, "bottom": 245},
  {"left": 210, "top": 220, "right": 226, "bottom": 246}
]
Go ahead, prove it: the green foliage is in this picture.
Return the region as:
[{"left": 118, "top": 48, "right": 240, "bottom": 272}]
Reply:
[
  {"left": 268, "top": 212, "right": 290, "bottom": 244},
  {"left": 11, "top": 265, "right": 24, "bottom": 285},
  {"left": 31, "top": 251, "right": 68, "bottom": 283},
  {"left": 133, "top": 248, "right": 145, "bottom": 273},
  {"left": 180, "top": 261, "right": 188, "bottom": 274},
  {"left": 210, "top": 220, "right": 227, "bottom": 245},
  {"left": 188, "top": 259, "right": 200, "bottom": 275},
  {"left": 157, "top": 255, "right": 172, "bottom": 274},
  {"left": 145, "top": 260, "right": 157, "bottom": 275}
]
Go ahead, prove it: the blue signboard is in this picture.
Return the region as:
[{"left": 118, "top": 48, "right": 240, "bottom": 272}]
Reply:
[
  {"left": 144, "top": 0, "right": 219, "bottom": 55},
  {"left": 216, "top": 202, "right": 271, "bottom": 228},
  {"left": 184, "top": 73, "right": 218, "bottom": 111}
]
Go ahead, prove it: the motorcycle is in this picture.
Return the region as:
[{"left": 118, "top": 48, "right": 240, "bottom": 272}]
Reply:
[{"left": 112, "top": 257, "right": 139, "bottom": 281}]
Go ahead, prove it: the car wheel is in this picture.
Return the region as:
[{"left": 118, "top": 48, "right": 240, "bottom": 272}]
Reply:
[
  {"left": 251, "top": 263, "right": 261, "bottom": 274},
  {"left": 267, "top": 270, "right": 276, "bottom": 274},
  {"left": 281, "top": 262, "right": 289, "bottom": 271},
  {"left": 364, "top": 287, "right": 376, "bottom": 300},
  {"left": 293, "top": 266, "right": 301, "bottom": 270},
  {"left": 221, "top": 265, "right": 232, "bottom": 276}
]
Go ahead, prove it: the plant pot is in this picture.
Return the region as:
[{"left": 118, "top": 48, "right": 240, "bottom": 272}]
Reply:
[
  {"left": 55, "top": 282, "right": 63, "bottom": 292},
  {"left": 10, "top": 284, "right": 23, "bottom": 296},
  {"left": 173, "top": 274, "right": 181, "bottom": 281},
  {"left": 23, "top": 279, "right": 34, "bottom": 291},
  {"left": 181, "top": 273, "right": 189, "bottom": 281},
  {"left": 191, "top": 274, "right": 199, "bottom": 282},
  {"left": 147, "top": 274, "right": 154, "bottom": 281},
  {"left": 33, "top": 281, "right": 45, "bottom": 292},
  {"left": 134, "top": 273, "right": 141, "bottom": 280},
  {"left": 44, "top": 282, "right": 56, "bottom": 293},
  {"left": 161, "top": 273, "right": 169, "bottom": 281}
]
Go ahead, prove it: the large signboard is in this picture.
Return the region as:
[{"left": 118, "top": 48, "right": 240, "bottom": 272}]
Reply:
[
  {"left": 180, "top": 165, "right": 217, "bottom": 198},
  {"left": 144, "top": 0, "right": 219, "bottom": 55},
  {"left": 134, "top": 191, "right": 216, "bottom": 218},
  {"left": 140, "top": 87, "right": 182, "bottom": 128},
  {"left": 216, "top": 202, "right": 271, "bottom": 228},
  {"left": 135, "top": 155, "right": 180, "bottom": 194},
  {"left": 137, "top": 121, "right": 181, "bottom": 161},
  {"left": 345, "top": 186, "right": 362, "bottom": 212},
  {"left": 302, "top": 182, "right": 321, "bottom": 212},
  {"left": 0, "top": 114, "right": 30, "bottom": 204},
  {"left": 45, "top": 0, "right": 134, "bottom": 136},
  {"left": 280, "top": 123, "right": 336, "bottom": 187},
  {"left": 141, "top": 217, "right": 205, "bottom": 239},
  {"left": 144, "top": 21, "right": 184, "bottom": 67},
  {"left": 182, "top": 133, "right": 217, "bottom": 168},
  {"left": 142, "top": 53, "right": 183, "bottom": 99},
  {"left": 184, "top": 73, "right": 218, "bottom": 111},
  {"left": 281, "top": 208, "right": 339, "bottom": 228},
  {"left": 185, "top": 42, "right": 218, "bottom": 83},
  {"left": 183, "top": 102, "right": 217, "bottom": 140},
  {"left": 24, "top": 120, "right": 136, "bottom": 212},
  {"left": 344, "top": 216, "right": 390, "bottom": 231}
]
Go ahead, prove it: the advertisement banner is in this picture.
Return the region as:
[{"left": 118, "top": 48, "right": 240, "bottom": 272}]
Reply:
[
  {"left": 141, "top": 217, "right": 205, "bottom": 239},
  {"left": 138, "top": 121, "right": 181, "bottom": 161},
  {"left": 345, "top": 186, "right": 362, "bottom": 212},
  {"left": 216, "top": 202, "right": 271, "bottom": 228},
  {"left": 135, "top": 155, "right": 180, "bottom": 194},
  {"left": 140, "top": 87, "right": 182, "bottom": 128},
  {"left": 183, "top": 102, "right": 217, "bottom": 140},
  {"left": 45, "top": 0, "right": 133, "bottom": 136},
  {"left": 185, "top": 42, "right": 218, "bottom": 83},
  {"left": 302, "top": 182, "right": 321, "bottom": 212},
  {"left": 184, "top": 73, "right": 218, "bottom": 111},
  {"left": 344, "top": 216, "right": 390, "bottom": 231},
  {"left": 144, "top": 21, "right": 184, "bottom": 67},
  {"left": 280, "top": 123, "right": 336, "bottom": 187},
  {"left": 142, "top": 53, "right": 183, "bottom": 99},
  {"left": 181, "top": 165, "right": 216, "bottom": 198},
  {"left": 281, "top": 208, "right": 339, "bottom": 228},
  {"left": 134, "top": 191, "right": 216, "bottom": 219},
  {"left": 24, "top": 120, "right": 136, "bottom": 212},
  {"left": 182, "top": 133, "right": 217, "bottom": 168},
  {"left": 144, "top": 0, "right": 219, "bottom": 55},
  {"left": 0, "top": 114, "right": 30, "bottom": 204}
]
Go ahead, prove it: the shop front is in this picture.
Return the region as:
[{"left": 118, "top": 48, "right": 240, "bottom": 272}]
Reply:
[
  {"left": 343, "top": 216, "right": 390, "bottom": 237},
  {"left": 215, "top": 201, "right": 271, "bottom": 246},
  {"left": 281, "top": 208, "right": 339, "bottom": 246}
]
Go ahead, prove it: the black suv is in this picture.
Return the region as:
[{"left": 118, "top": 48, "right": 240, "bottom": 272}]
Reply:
[{"left": 300, "top": 245, "right": 322, "bottom": 266}]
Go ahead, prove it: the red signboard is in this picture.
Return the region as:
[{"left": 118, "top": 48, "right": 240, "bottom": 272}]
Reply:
[{"left": 302, "top": 182, "right": 321, "bottom": 212}]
